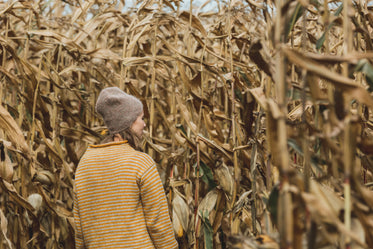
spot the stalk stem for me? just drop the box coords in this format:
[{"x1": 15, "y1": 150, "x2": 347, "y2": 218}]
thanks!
[
  {"x1": 342, "y1": 0, "x2": 353, "y2": 247},
  {"x1": 274, "y1": 0, "x2": 293, "y2": 248},
  {"x1": 194, "y1": 137, "x2": 200, "y2": 249},
  {"x1": 149, "y1": 20, "x2": 158, "y2": 158},
  {"x1": 227, "y1": 0, "x2": 239, "y2": 233}
]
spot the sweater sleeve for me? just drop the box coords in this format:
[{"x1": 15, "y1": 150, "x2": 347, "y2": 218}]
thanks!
[
  {"x1": 140, "y1": 164, "x2": 178, "y2": 249},
  {"x1": 73, "y1": 189, "x2": 84, "y2": 249}
]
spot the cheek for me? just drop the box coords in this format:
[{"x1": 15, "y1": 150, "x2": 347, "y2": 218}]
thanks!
[{"x1": 136, "y1": 120, "x2": 145, "y2": 130}]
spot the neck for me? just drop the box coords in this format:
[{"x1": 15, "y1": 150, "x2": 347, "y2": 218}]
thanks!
[{"x1": 113, "y1": 134, "x2": 123, "y2": 142}]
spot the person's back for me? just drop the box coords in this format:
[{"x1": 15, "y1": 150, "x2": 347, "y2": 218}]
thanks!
[{"x1": 73, "y1": 87, "x2": 178, "y2": 249}]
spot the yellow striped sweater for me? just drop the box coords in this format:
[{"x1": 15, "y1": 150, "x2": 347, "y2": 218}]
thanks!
[{"x1": 73, "y1": 141, "x2": 178, "y2": 249}]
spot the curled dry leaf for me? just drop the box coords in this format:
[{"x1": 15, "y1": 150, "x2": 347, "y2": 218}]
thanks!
[
  {"x1": 179, "y1": 11, "x2": 207, "y2": 37},
  {"x1": 215, "y1": 163, "x2": 234, "y2": 198},
  {"x1": 233, "y1": 190, "x2": 252, "y2": 214},
  {"x1": 176, "y1": 93, "x2": 198, "y2": 135},
  {"x1": 287, "y1": 102, "x2": 313, "y2": 122},
  {"x1": 198, "y1": 189, "x2": 218, "y2": 217},
  {"x1": 0, "y1": 105, "x2": 31, "y2": 159},
  {"x1": 33, "y1": 170, "x2": 56, "y2": 186},
  {"x1": 0, "y1": 209, "x2": 13, "y2": 249}
]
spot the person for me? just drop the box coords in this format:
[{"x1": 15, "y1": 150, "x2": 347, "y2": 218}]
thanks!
[{"x1": 73, "y1": 87, "x2": 178, "y2": 249}]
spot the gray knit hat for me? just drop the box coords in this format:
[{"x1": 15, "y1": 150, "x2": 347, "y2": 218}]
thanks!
[{"x1": 96, "y1": 87, "x2": 143, "y2": 134}]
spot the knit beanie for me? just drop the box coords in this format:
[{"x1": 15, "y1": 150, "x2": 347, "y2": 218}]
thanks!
[{"x1": 95, "y1": 87, "x2": 143, "y2": 135}]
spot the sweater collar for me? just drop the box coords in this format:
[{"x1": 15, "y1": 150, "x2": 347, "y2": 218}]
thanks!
[{"x1": 89, "y1": 140, "x2": 128, "y2": 148}]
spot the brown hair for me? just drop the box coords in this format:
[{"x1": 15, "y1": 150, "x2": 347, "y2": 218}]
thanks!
[{"x1": 100, "y1": 128, "x2": 143, "y2": 151}]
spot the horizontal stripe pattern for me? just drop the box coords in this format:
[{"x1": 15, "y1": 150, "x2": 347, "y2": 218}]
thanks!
[{"x1": 73, "y1": 141, "x2": 177, "y2": 249}]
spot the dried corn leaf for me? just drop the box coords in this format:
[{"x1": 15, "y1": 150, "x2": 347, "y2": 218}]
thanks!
[
  {"x1": 144, "y1": 137, "x2": 170, "y2": 155},
  {"x1": 0, "y1": 1, "x2": 17, "y2": 16},
  {"x1": 249, "y1": 87, "x2": 267, "y2": 111},
  {"x1": 86, "y1": 48, "x2": 122, "y2": 61},
  {"x1": 179, "y1": 11, "x2": 207, "y2": 37},
  {"x1": 59, "y1": 126, "x2": 99, "y2": 144},
  {"x1": 28, "y1": 30, "x2": 78, "y2": 48},
  {"x1": 197, "y1": 134, "x2": 232, "y2": 162},
  {"x1": 71, "y1": 0, "x2": 94, "y2": 24},
  {"x1": 74, "y1": 12, "x2": 117, "y2": 45},
  {"x1": 2, "y1": 0, "x2": 373, "y2": 248},
  {"x1": 0, "y1": 179, "x2": 36, "y2": 213},
  {"x1": 248, "y1": 39, "x2": 275, "y2": 79},
  {"x1": 37, "y1": 184, "x2": 73, "y2": 218},
  {"x1": 302, "y1": 181, "x2": 367, "y2": 248},
  {"x1": 283, "y1": 47, "x2": 373, "y2": 108}
]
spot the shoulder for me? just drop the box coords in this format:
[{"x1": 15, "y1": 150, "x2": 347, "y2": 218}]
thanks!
[{"x1": 130, "y1": 150, "x2": 155, "y2": 171}]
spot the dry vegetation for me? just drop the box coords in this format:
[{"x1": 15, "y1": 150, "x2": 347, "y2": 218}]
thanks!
[{"x1": 1, "y1": 0, "x2": 373, "y2": 248}]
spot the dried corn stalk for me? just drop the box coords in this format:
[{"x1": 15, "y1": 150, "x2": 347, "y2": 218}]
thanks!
[{"x1": 0, "y1": 1, "x2": 372, "y2": 249}]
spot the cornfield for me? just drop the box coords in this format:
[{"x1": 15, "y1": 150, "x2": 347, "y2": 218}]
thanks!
[{"x1": 1, "y1": 0, "x2": 373, "y2": 248}]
